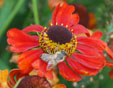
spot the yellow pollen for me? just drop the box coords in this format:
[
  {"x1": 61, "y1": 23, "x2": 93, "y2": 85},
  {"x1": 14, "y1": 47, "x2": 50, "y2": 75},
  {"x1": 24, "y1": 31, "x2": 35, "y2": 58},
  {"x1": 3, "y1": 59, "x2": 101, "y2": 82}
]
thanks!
[
  {"x1": 39, "y1": 29, "x2": 77, "y2": 55},
  {"x1": 66, "y1": 25, "x2": 68, "y2": 28},
  {"x1": 61, "y1": 23, "x2": 63, "y2": 26},
  {"x1": 50, "y1": 23, "x2": 53, "y2": 26},
  {"x1": 56, "y1": 22, "x2": 58, "y2": 25},
  {"x1": 74, "y1": 35, "x2": 77, "y2": 38},
  {"x1": 44, "y1": 27, "x2": 47, "y2": 29},
  {"x1": 71, "y1": 29, "x2": 74, "y2": 32},
  {"x1": 80, "y1": 70, "x2": 89, "y2": 75}
]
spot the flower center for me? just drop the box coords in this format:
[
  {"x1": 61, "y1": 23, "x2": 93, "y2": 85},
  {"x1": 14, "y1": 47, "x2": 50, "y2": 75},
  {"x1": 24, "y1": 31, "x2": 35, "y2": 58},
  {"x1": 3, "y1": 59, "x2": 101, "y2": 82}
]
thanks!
[
  {"x1": 17, "y1": 76, "x2": 51, "y2": 88},
  {"x1": 39, "y1": 26, "x2": 77, "y2": 55},
  {"x1": 47, "y1": 26, "x2": 72, "y2": 44}
]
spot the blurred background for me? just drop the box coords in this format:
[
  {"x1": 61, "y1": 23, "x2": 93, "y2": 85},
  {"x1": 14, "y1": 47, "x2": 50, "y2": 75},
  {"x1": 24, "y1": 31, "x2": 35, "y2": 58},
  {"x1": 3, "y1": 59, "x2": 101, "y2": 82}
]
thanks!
[{"x1": 0, "y1": 0, "x2": 113, "y2": 88}]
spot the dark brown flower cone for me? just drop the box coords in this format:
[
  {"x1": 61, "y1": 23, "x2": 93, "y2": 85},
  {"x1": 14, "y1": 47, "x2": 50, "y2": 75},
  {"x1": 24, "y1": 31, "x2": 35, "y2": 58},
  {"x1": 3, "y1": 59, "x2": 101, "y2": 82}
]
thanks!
[{"x1": 17, "y1": 75, "x2": 52, "y2": 88}]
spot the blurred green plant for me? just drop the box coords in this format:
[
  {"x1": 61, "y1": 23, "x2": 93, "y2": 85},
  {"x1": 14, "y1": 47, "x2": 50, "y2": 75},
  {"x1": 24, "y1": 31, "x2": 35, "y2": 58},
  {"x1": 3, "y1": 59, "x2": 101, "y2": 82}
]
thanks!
[
  {"x1": 0, "y1": 0, "x2": 113, "y2": 88},
  {"x1": 0, "y1": 0, "x2": 25, "y2": 39}
]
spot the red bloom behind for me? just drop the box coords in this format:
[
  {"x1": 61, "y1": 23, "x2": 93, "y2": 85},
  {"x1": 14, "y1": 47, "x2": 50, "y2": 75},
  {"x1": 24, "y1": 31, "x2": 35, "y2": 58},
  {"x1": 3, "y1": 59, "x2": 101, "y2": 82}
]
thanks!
[{"x1": 7, "y1": 3, "x2": 113, "y2": 81}]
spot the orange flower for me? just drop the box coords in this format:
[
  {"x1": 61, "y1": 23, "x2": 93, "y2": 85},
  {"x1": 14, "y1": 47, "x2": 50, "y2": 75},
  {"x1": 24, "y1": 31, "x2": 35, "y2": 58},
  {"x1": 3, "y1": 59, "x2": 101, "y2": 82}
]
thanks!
[
  {"x1": 53, "y1": 84, "x2": 66, "y2": 88},
  {"x1": 72, "y1": 3, "x2": 89, "y2": 28},
  {"x1": 72, "y1": 3, "x2": 97, "y2": 29},
  {"x1": 88, "y1": 13, "x2": 96, "y2": 29},
  {"x1": 48, "y1": 0, "x2": 66, "y2": 10},
  {"x1": 0, "y1": 69, "x2": 9, "y2": 88},
  {"x1": 0, "y1": 0, "x2": 4, "y2": 8}
]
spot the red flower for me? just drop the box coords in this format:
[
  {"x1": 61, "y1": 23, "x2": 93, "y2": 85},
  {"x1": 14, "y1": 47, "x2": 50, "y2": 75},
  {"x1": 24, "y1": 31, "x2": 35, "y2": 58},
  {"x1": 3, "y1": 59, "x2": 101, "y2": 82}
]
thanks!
[
  {"x1": 72, "y1": 3, "x2": 89, "y2": 28},
  {"x1": 72, "y1": 3, "x2": 97, "y2": 29},
  {"x1": 7, "y1": 69, "x2": 51, "y2": 88},
  {"x1": 105, "y1": 37, "x2": 113, "y2": 79},
  {"x1": 109, "y1": 69, "x2": 113, "y2": 80},
  {"x1": 7, "y1": 3, "x2": 113, "y2": 81}
]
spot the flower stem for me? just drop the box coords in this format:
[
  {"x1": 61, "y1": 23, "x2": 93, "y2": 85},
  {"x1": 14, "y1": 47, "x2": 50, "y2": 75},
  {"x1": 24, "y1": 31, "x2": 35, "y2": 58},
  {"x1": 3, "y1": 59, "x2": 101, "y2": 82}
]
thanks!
[
  {"x1": 14, "y1": 79, "x2": 22, "y2": 88},
  {"x1": 32, "y1": 0, "x2": 40, "y2": 25},
  {"x1": 0, "y1": 0, "x2": 25, "y2": 39}
]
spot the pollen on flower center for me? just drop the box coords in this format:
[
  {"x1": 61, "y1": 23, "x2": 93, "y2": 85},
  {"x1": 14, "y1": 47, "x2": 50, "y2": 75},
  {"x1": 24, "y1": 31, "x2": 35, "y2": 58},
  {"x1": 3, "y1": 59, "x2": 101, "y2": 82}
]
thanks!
[
  {"x1": 47, "y1": 26, "x2": 72, "y2": 44},
  {"x1": 39, "y1": 25, "x2": 77, "y2": 55}
]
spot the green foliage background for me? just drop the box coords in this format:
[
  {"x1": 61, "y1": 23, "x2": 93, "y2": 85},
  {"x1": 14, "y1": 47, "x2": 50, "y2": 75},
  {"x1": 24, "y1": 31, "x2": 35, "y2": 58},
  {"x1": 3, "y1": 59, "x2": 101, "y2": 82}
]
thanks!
[{"x1": 0, "y1": 0, "x2": 113, "y2": 88}]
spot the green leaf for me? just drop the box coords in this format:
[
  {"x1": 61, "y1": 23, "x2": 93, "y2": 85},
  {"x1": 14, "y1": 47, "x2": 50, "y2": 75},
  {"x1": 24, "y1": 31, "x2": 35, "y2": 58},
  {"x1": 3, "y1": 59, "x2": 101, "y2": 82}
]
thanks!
[
  {"x1": 0, "y1": 0, "x2": 25, "y2": 39},
  {"x1": 0, "y1": 50, "x2": 11, "y2": 70}
]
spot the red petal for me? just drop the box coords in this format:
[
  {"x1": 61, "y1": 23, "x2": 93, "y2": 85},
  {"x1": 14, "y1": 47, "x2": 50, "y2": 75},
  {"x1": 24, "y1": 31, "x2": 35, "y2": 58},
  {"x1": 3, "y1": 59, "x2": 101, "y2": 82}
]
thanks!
[
  {"x1": 77, "y1": 37, "x2": 106, "y2": 51},
  {"x1": 70, "y1": 24, "x2": 90, "y2": 36},
  {"x1": 77, "y1": 37, "x2": 113, "y2": 60},
  {"x1": 91, "y1": 31, "x2": 103, "y2": 39},
  {"x1": 69, "y1": 13, "x2": 79, "y2": 27},
  {"x1": 109, "y1": 69, "x2": 113, "y2": 79},
  {"x1": 104, "y1": 46, "x2": 113, "y2": 60},
  {"x1": 52, "y1": 4, "x2": 61, "y2": 25},
  {"x1": 55, "y1": 3, "x2": 68, "y2": 25},
  {"x1": 32, "y1": 59, "x2": 40, "y2": 70},
  {"x1": 32, "y1": 59, "x2": 53, "y2": 80},
  {"x1": 76, "y1": 44, "x2": 101, "y2": 56},
  {"x1": 8, "y1": 69, "x2": 26, "y2": 88},
  {"x1": 7, "y1": 28, "x2": 39, "y2": 53},
  {"x1": 18, "y1": 49, "x2": 43, "y2": 74},
  {"x1": 22, "y1": 25, "x2": 44, "y2": 33},
  {"x1": 66, "y1": 57, "x2": 98, "y2": 76},
  {"x1": 8, "y1": 69, "x2": 27, "y2": 87},
  {"x1": 52, "y1": 3, "x2": 79, "y2": 27},
  {"x1": 56, "y1": 4, "x2": 75, "y2": 26},
  {"x1": 106, "y1": 61, "x2": 113, "y2": 68},
  {"x1": 72, "y1": 53, "x2": 105, "y2": 69},
  {"x1": 58, "y1": 62, "x2": 82, "y2": 81}
]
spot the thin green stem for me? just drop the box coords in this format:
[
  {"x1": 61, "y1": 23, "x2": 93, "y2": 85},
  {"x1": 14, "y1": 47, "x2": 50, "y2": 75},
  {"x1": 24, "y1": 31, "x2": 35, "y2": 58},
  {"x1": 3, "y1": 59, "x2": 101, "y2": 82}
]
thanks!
[
  {"x1": 14, "y1": 79, "x2": 22, "y2": 88},
  {"x1": 0, "y1": 0, "x2": 25, "y2": 39},
  {"x1": 32, "y1": 0, "x2": 40, "y2": 24}
]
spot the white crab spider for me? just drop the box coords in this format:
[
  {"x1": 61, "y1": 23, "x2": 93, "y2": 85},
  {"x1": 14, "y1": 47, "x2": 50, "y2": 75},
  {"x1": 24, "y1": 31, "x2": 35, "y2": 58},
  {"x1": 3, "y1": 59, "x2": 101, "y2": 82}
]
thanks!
[{"x1": 40, "y1": 46, "x2": 67, "y2": 71}]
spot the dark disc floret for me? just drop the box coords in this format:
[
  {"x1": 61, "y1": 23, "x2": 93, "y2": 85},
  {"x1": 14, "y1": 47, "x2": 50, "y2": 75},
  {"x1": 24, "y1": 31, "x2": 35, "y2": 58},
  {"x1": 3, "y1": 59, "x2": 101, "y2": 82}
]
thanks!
[
  {"x1": 17, "y1": 76, "x2": 51, "y2": 88},
  {"x1": 47, "y1": 26, "x2": 72, "y2": 44}
]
